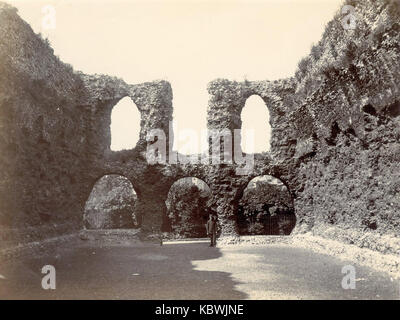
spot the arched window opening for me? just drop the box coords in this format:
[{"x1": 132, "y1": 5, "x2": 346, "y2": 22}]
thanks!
[
  {"x1": 110, "y1": 97, "x2": 141, "y2": 151},
  {"x1": 84, "y1": 174, "x2": 138, "y2": 229},
  {"x1": 237, "y1": 175, "x2": 295, "y2": 235},
  {"x1": 240, "y1": 95, "x2": 271, "y2": 153},
  {"x1": 165, "y1": 177, "x2": 212, "y2": 238}
]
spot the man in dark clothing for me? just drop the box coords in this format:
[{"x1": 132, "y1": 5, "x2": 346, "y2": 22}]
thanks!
[{"x1": 206, "y1": 214, "x2": 218, "y2": 247}]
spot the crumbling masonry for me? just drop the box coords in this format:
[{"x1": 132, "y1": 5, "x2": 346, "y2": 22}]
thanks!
[{"x1": 0, "y1": 0, "x2": 399, "y2": 254}]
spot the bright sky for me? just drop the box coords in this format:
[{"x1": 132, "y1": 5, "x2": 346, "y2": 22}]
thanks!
[{"x1": 9, "y1": 0, "x2": 343, "y2": 152}]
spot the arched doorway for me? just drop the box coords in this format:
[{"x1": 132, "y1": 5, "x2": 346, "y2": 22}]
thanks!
[
  {"x1": 84, "y1": 174, "x2": 138, "y2": 229},
  {"x1": 110, "y1": 97, "x2": 141, "y2": 151},
  {"x1": 165, "y1": 177, "x2": 212, "y2": 238},
  {"x1": 241, "y1": 95, "x2": 271, "y2": 153},
  {"x1": 237, "y1": 175, "x2": 295, "y2": 235}
]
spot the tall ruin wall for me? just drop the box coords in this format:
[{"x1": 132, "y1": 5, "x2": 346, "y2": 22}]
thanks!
[
  {"x1": 0, "y1": 3, "x2": 90, "y2": 245},
  {"x1": 290, "y1": 0, "x2": 400, "y2": 252},
  {"x1": 0, "y1": 0, "x2": 399, "y2": 253}
]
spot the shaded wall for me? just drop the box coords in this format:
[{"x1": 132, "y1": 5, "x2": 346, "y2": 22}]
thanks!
[{"x1": 0, "y1": 3, "x2": 90, "y2": 246}]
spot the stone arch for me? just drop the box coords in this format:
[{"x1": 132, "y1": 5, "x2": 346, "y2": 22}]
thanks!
[
  {"x1": 233, "y1": 174, "x2": 296, "y2": 235},
  {"x1": 164, "y1": 177, "x2": 212, "y2": 237},
  {"x1": 234, "y1": 171, "x2": 295, "y2": 205},
  {"x1": 110, "y1": 96, "x2": 141, "y2": 151},
  {"x1": 83, "y1": 174, "x2": 139, "y2": 229},
  {"x1": 240, "y1": 94, "x2": 271, "y2": 154},
  {"x1": 85, "y1": 171, "x2": 143, "y2": 202}
]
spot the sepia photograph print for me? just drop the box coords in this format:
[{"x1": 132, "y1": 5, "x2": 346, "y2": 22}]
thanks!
[{"x1": 0, "y1": 0, "x2": 399, "y2": 309}]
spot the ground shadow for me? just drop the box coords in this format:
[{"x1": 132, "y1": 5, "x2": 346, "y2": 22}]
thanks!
[{"x1": 0, "y1": 242, "x2": 247, "y2": 299}]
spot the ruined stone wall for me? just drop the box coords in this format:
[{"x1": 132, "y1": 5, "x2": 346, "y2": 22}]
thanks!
[
  {"x1": 290, "y1": 0, "x2": 400, "y2": 251},
  {"x1": 0, "y1": 3, "x2": 90, "y2": 246},
  {"x1": 0, "y1": 0, "x2": 399, "y2": 253},
  {"x1": 82, "y1": 78, "x2": 174, "y2": 233},
  {"x1": 204, "y1": 79, "x2": 298, "y2": 234},
  {"x1": 0, "y1": 3, "x2": 176, "y2": 242},
  {"x1": 202, "y1": 0, "x2": 400, "y2": 247}
]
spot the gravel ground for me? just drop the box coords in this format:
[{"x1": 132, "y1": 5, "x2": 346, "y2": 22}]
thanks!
[{"x1": 217, "y1": 234, "x2": 400, "y2": 280}]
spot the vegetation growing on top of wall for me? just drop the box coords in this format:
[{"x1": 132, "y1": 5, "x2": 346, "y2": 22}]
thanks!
[
  {"x1": 294, "y1": 0, "x2": 400, "y2": 112},
  {"x1": 0, "y1": 4, "x2": 84, "y2": 106}
]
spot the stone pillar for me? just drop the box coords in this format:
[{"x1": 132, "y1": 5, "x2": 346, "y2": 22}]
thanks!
[
  {"x1": 137, "y1": 195, "x2": 166, "y2": 234},
  {"x1": 207, "y1": 80, "x2": 249, "y2": 155},
  {"x1": 130, "y1": 80, "x2": 173, "y2": 154},
  {"x1": 207, "y1": 165, "x2": 240, "y2": 236},
  {"x1": 207, "y1": 80, "x2": 254, "y2": 237}
]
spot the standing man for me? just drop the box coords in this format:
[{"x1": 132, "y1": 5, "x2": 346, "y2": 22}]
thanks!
[{"x1": 206, "y1": 214, "x2": 218, "y2": 247}]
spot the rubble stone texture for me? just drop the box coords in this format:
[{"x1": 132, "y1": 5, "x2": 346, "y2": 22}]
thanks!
[{"x1": 0, "y1": 0, "x2": 399, "y2": 254}]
